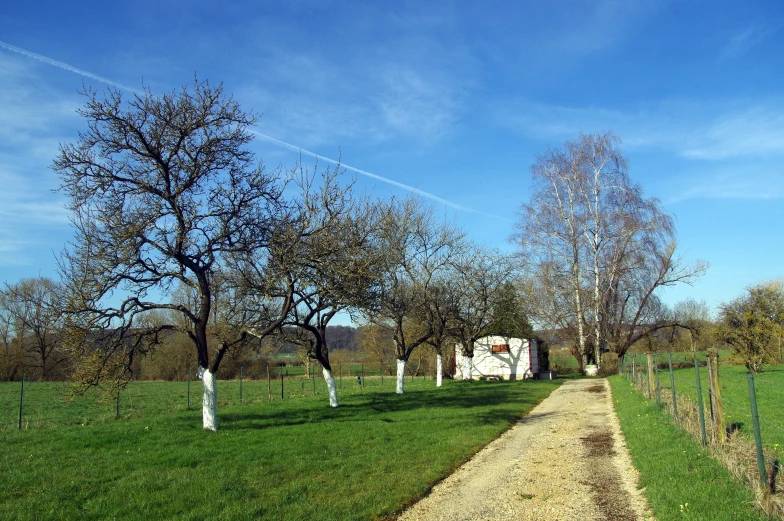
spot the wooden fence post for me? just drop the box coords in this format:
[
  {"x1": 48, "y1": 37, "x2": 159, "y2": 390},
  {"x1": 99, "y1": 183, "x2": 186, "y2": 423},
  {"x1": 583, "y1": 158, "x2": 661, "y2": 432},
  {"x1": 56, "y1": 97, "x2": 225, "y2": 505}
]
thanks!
[
  {"x1": 706, "y1": 348, "x2": 725, "y2": 442},
  {"x1": 647, "y1": 354, "x2": 655, "y2": 399}
]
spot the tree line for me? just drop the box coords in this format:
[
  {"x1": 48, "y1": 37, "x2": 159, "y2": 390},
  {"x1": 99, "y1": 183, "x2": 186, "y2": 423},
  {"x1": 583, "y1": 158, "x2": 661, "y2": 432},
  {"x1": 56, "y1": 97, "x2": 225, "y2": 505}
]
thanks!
[{"x1": 6, "y1": 78, "x2": 770, "y2": 431}]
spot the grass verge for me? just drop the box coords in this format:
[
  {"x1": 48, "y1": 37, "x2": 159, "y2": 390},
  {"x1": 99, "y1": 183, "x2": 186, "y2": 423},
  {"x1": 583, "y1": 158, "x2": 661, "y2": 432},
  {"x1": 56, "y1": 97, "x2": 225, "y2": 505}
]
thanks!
[
  {"x1": 608, "y1": 375, "x2": 771, "y2": 521},
  {"x1": 0, "y1": 378, "x2": 559, "y2": 521}
]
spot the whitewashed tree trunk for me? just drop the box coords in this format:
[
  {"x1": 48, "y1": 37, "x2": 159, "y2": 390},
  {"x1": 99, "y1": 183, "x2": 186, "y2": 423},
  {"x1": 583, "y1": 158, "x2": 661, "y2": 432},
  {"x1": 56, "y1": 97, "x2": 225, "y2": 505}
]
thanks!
[
  {"x1": 463, "y1": 355, "x2": 473, "y2": 381},
  {"x1": 436, "y1": 354, "x2": 443, "y2": 387},
  {"x1": 396, "y1": 358, "x2": 406, "y2": 394},
  {"x1": 199, "y1": 367, "x2": 218, "y2": 432},
  {"x1": 323, "y1": 367, "x2": 339, "y2": 408}
]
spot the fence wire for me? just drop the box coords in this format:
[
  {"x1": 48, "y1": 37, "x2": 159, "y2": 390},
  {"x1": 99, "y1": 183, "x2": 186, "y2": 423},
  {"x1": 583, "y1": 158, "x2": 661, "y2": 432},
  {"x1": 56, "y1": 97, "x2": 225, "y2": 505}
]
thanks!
[
  {"x1": 1, "y1": 365, "x2": 434, "y2": 431},
  {"x1": 622, "y1": 351, "x2": 784, "y2": 517}
]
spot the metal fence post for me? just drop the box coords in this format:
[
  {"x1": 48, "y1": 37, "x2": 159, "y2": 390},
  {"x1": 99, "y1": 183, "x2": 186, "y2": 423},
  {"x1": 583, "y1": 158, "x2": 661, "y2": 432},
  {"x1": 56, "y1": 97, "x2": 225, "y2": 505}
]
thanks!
[
  {"x1": 646, "y1": 354, "x2": 653, "y2": 399},
  {"x1": 312, "y1": 365, "x2": 316, "y2": 394},
  {"x1": 654, "y1": 354, "x2": 662, "y2": 406},
  {"x1": 747, "y1": 373, "x2": 768, "y2": 487},
  {"x1": 18, "y1": 374, "x2": 25, "y2": 430},
  {"x1": 668, "y1": 353, "x2": 678, "y2": 419},
  {"x1": 116, "y1": 389, "x2": 121, "y2": 418},
  {"x1": 281, "y1": 372, "x2": 284, "y2": 400},
  {"x1": 694, "y1": 354, "x2": 708, "y2": 446},
  {"x1": 187, "y1": 368, "x2": 191, "y2": 409},
  {"x1": 706, "y1": 348, "x2": 725, "y2": 442},
  {"x1": 240, "y1": 366, "x2": 244, "y2": 404}
]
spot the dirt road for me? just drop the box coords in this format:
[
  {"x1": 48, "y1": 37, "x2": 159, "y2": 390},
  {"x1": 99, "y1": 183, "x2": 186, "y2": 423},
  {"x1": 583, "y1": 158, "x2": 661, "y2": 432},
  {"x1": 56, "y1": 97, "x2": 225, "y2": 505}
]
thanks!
[{"x1": 397, "y1": 378, "x2": 654, "y2": 521}]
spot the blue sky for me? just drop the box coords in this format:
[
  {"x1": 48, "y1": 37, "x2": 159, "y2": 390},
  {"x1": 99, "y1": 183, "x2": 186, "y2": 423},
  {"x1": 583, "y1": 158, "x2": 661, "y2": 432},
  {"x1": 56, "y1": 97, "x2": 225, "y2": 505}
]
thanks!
[{"x1": 0, "y1": 0, "x2": 782, "y2": 319}]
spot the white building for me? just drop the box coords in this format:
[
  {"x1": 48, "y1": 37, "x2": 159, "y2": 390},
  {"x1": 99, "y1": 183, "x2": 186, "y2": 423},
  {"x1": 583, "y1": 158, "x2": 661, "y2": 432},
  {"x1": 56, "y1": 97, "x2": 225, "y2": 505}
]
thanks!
[{"x1": 454, "y1": 335, "x2": 539, "y2": 381}]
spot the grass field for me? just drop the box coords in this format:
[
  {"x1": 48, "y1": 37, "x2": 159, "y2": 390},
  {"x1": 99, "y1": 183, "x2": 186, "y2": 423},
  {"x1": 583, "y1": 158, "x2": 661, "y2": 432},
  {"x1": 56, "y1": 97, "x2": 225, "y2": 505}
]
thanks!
[
  {"x1": 0, "y1": 378, "x2": 560, "y2": 520},
  {"x1": 626, "y1": 356, "x2": 784, "y2": 453},
  {"x1": 609, "y1": 375, "x2": 769, "y2": 521},
  {"x1": 0, "y1": 370, "x2": 423, "y2": 430}
]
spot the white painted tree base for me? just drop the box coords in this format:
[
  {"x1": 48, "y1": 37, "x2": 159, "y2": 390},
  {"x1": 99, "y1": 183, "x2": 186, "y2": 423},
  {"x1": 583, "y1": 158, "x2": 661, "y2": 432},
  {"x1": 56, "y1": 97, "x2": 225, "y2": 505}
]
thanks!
[
  {"x1": 436, "y1": 354, "x2": 443, "y2": 387},
  {"x1": 463, "y1": 355, "x2": 473, "y2": 381},
  {"x1": 396, "y1": 359, "x2": 406, "y2": 394},
  {"x1": 199, "y1": 367, "x2": 218, "y2": 431},
  {"x1": 323, "y1": 367, "x2": 339, "y2": 407}
]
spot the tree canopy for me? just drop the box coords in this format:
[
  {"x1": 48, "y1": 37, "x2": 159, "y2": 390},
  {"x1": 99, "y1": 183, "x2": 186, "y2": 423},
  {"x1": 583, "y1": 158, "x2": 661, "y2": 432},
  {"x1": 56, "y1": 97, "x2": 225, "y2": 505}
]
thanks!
[
  {"x1": 513, "y1": 131, "x2": 706, "y2": 371},
  {"x1": 54, "y1": 79, "x2": 289, "y2": 430}
]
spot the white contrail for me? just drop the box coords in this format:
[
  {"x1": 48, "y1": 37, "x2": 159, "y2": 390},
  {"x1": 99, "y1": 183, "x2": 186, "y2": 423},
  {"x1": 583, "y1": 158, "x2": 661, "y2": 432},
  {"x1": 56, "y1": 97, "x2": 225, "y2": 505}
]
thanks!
[
  {"x1": 251, "y1": 130, "x2": 508, "y2": 220},
  {"x1": 1, "y1": 40, "x2": 507, "y2": 220},
  {"x1": 0, "y1": 40, "x2": 136, "y2": 92}
]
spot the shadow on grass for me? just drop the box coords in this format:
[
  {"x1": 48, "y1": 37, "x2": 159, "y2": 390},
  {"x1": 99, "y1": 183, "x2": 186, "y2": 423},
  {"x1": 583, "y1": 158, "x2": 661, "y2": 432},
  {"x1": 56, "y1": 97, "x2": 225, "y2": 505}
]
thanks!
[{"x1": 183, "y1": 380, "x2": 560, "y2": 431}]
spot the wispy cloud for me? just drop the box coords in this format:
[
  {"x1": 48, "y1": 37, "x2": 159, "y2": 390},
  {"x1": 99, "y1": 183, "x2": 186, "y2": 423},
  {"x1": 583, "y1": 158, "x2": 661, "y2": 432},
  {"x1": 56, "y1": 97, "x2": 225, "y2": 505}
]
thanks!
[
  {"x1": 0, "y1": 41, "x2": 498, "y2": 218},
  {"x1": 251, "y1": 130, "x2": 507, "y2": 219},
  {"x1": 664, "y1": 166, "x2": 784, "y2": 204},
  {"x1": 495, "y1": 96, "x2": 784, "y2": 204},
  {"x1": 0, "y1": 40, "x2": 137, "y2": 92},
  {"x1": 237, "y1": 47, "x2": 467, "y2": 148},
  {"x1": 681, "y1": 107, "x2": 784, "y2": 160},
  {"x1": 373, "y1": 65, "x2": 463, "y2": 143},
  {"x1": 547, "y1": 0, "x2": 662, "y2": 57},
  {"x1": 495, "y1": 97, "x2": 784, "y2": 160},
  {"x1": 719, "y1": 22, "x2": 782, "y2": 60}
]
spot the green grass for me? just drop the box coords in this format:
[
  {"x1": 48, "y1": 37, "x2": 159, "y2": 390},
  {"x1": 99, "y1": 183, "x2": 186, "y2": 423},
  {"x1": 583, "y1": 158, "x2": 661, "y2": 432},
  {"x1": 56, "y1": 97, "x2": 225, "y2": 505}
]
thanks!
[
  {"x1": 0, "y1": 378, "x2": 560, "y2": 520},
  {"x1": 626, "y1": 350, "x2": 734, "y2": 365},
  {"x1": 0, "y1": 371, "x2": 423, "y2": 430},
  {"x1": 549, "y1": 354, "x2": 581, "y2": 372},
  {"x1": 609, "y1": 375, "x2": 770, "y2": 521},
  {"x1": 628, "y1": 358, "x2": 784, "y2": 452}
]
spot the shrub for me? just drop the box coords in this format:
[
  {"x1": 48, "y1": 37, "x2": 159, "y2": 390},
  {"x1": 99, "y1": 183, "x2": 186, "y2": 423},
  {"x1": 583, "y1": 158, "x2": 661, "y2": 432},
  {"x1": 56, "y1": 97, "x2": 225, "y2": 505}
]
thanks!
[{"x1": 600, "y1": 352, "x2": 619, "y2": 376}]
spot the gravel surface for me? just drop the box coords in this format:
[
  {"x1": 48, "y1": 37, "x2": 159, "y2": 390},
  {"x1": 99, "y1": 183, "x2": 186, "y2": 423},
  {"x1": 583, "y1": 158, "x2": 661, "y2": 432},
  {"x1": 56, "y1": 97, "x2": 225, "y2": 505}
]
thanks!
[{"x1": 397, "y1": 378, "x2": 655, "y2": 521}]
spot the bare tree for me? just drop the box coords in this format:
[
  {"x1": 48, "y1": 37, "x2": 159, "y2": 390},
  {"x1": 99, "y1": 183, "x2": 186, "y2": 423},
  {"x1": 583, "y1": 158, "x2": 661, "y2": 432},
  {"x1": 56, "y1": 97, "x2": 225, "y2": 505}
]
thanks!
[
  {"x1": 370, "y1": 197, "x2": 464, "y2": 393},
  {"x1": 0, "y1": 278, "x2": 66, "y2": 380},
  {"x1": 514, "y1": 132, "x2": 706, "y2": 372},
  {"x1": 267, "y1": 165, "x2": 383, "y2": 407},
  {"x1": 421, "y1": 277, "x2": 461, "y2": 387},
  {"x1": 356, "y1": 322, "x2": 396, "y2": 375},
  {"x1": 450, "y1": 245, "x2": 516, "y2": 380},
  {"x1": 0, "y1": 295, "x2": 25, "y2": 380},
  {"x1": 513, "y1": 139, "x2": 591, "y2": 368},
  {"x1": 54, "y1": 79, "x2": 288, "y2": 431}
]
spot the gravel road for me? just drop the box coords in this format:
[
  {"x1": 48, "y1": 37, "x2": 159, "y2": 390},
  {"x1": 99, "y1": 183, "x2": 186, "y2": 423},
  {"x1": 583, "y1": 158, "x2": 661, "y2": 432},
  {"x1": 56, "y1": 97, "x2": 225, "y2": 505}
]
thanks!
[{"x1": 397, "y1": 378, "x2": 655, "y2": 521}]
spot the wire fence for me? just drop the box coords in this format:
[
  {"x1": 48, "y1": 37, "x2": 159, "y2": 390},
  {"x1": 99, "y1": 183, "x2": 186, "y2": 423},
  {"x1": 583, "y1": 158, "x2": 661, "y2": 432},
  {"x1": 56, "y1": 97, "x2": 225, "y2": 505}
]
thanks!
[
  {"x1": 622, "y1": 351, "x2": 784, "y2": 517},
  {"x1": 0, "y1": 363, "x2": 434, "y2": 431}
]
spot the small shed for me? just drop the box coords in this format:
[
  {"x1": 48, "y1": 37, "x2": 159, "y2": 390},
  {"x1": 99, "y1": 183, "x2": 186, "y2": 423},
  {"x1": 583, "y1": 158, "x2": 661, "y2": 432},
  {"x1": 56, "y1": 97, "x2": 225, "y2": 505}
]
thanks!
[{"x1": 454, "y1": 335, "x2": 539, "y2": 381}]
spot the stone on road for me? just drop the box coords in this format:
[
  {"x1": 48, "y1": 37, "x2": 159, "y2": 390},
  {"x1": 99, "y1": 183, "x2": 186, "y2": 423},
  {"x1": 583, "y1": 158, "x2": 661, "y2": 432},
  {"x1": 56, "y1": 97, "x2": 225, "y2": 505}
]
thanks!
[{"x1": 397, "y1": 378, "x2": 654, "y2": 521}]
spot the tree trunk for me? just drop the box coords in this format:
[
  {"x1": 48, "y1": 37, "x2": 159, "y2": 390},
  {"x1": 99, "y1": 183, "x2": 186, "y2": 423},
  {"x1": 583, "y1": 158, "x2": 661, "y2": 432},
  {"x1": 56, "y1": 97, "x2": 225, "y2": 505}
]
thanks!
[
  {"x1": 436, "y1": 354, "x2": 443, "y2": 387},
  {"x1": 464, "y1": 355, "x2": 473, "y2": 381},
  {"x1": 396, "y1": 358, "x2": 406, "y2": 394},
  {"x1": 199, "y1": 367, "x2": 218, "y2": 431},
  {"x1": 322, "y1": 367, "x2": 339, "y2": 408}
]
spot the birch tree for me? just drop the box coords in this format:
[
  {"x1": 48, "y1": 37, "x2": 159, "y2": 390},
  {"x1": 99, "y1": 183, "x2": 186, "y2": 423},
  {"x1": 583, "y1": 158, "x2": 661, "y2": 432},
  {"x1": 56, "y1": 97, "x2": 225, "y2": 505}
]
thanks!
[
  {"x1": 55, "y1": 79, "x2": 287, "y2": 431},
  {"x1": 513, "y1": 141, "x2": 591, "y2": 369},
  {"x1": 514, "y1": 132, "x2": 705, "y2": 372}
]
